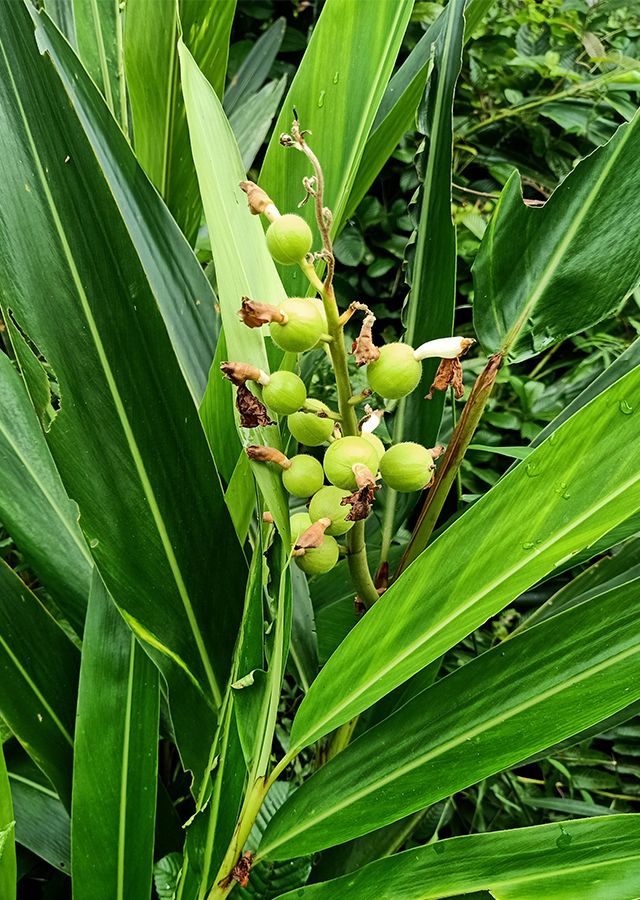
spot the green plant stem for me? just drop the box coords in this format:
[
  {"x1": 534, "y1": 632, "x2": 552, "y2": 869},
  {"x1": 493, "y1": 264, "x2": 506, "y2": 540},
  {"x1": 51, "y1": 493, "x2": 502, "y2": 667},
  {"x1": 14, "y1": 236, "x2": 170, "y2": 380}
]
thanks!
[{"x1": 395, "y1": 353, "x2": 503, "y2": 576}]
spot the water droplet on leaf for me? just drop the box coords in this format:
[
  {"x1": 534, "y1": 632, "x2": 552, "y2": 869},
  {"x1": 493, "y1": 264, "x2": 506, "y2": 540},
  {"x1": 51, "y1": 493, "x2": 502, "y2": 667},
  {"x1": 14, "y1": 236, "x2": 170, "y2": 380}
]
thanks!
[
  {"x1": 333, "y1": 72, "x2": 339, "y2": 83},
  {"x1": 556, "y1": 826, "x2": 572, "y2": 850},
  {"x1": 523, "y1": 542, "x2": 535, "y2": 550},
  {"x1": 526, "y1": 462, "x2": 541, "y2": 477},
  {"x1": 90, "y1": 538, "x2": 99, "y2": 548},
  {"x1": 317, "y1": 91, "x2": 325, "y2": 107},
  {"x1": 619, "y1": 400, "x2": 634, "y2": 415}
]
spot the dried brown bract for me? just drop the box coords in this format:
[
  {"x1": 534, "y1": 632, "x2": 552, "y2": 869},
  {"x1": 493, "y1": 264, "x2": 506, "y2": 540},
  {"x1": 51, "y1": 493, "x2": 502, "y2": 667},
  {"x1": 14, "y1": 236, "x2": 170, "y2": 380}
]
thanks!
[
  {"x1": 236, "y1": 385, "x2": 275, "y2": 428},
  {"x1": 238, "y1": 297, "x2": 287, "y2": 329},
  {"x1": 294, "y1": 518, "x2": 331, "y2": 550},
  {"x1": 246, "y1": 445, "x2": 289, "y2": 467},
  {"x1": 231, "y1": 851, "x2": 254, "y2": 888},
  {"x1": 352, "y1": 314, "x2": 380, "y2": 367},
  {"x1": 426, "y1": 357, "x2": 464, "y2": 400},
  {"x1": 341, "y1": 483, "x2": 380, "y2": 522},
  {"x1": 239, "y1": 181, "x2": 274, "y2": 216},
  {"x1": 429, "y1": 445, "x2": 445, "y2": 460},
  {"x1": 221, "y1": 361, "x2": 263, "y2": 386}
]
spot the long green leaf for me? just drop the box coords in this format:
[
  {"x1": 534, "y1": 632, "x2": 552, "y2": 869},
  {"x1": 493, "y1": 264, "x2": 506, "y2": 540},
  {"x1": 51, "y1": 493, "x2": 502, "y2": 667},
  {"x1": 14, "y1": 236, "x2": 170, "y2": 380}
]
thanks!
[
  {"x1": 270, "y1": 815, "x2": 640, "y2": 900},
  {"x1": 72, "y1": 570, "x2": 159, "y2": 899},
  {"x1": 0, "y1": 350, "x2": 92, "y2": 634},
  {"x1": 473, "y1": 110, "x2": 640, "y2": 363},
  {"x1": 260, "y1": 576, "x2": 640, "y2": 857},
  {"x1": 32, "y1": 7, "x2": 219, "y2": 405},
  {"x1": 258, "y1": 0, "x2": 414, "y2": 298},
  {"x1": 124, "y1": 0, "x2": 235, "y2": 244},
  {"x1": 0, "y1": 2, "x2": 245, "y2": 787},
  {"x1": 288, "y1": 356, "x2": 640, "y2": 752},
  {"x1": 0, "y1": 560, "x2": 78, "y2": 809},
  {"x1": 73, "y1": 0, "x2": 127, "y2": 128},
  {"x1": 0, "y1": 744, "x2": 16, "y2": 900},
  {"x1": 223, "y1": 17, "x2": 286, "y2": 117}
]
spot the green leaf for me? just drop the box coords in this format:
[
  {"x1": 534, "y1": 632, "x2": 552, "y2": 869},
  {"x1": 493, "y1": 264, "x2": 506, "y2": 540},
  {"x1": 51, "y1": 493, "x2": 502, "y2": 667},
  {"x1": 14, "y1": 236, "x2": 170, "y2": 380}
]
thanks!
[
  {"x1": 0, "y1": 745, "x2": 16, "y2": 900},
  {"x1": 223, "y1": 17, "x2": 286, "y2": 117},
  {"x1": 41, "y1": 0, "x2": 77, "y2": 50},
  {"x1": 288, "y1": 357, "x2": 640, "y2": 752},
  {"x1": 468, "y1": 444, "x2": 532, "y2": 458},
  {"x1": 71, "y1": 570, "x2": 159, "y2": 898},
  {"x1": 124, "y1": 0, "x2": 236, "y2": 244},
  {"x1": 73, "y1": 0, "x2": 127, "y2": 129},
  {"x1": 473, "y1": 110, "x2": 640, "y2": 363},
  {"x1": 5, "y1": 742, "x2": 71, "y2": 874},
  {"x1": 32, "y1": 7, "x2": 219, "y2": 405},
  {"x1": 258, "y1": 0, "x2": 414, "y2": 298},
  {"x1": 269, "y1": 815, "x2": 640, "y2": 900},
  {"x1": 0, "y1": 350, "x2": 92, "y2": 635},
  {"x1": 0, "y1": 560, "x2": 79, "y2": 808},
  {"x1": 0, "y1": 2, "x2": 245, "y2": 787},
  {"x1": 287, "y1": 564, "x2": 318, "y2": 693},
  {"x1": 230, "y1": 75, "x2": 288, "y2": 171},
  {"x1": 260, "y1": 576, "x2": 640, "y2": 857}
]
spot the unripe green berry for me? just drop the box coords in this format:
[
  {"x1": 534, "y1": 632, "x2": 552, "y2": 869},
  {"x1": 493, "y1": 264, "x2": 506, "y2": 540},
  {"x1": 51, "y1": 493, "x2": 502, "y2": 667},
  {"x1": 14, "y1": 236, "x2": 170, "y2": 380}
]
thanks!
[
  {"x1": 288, "y1": 399, "x2": 334, "y2": 446},
  {"x1": 262, "y1": 370, "x2": 306, "y2": 415},
  {"x1": 289, "y1": 512, "x2": 312, "y2": 544},
  {"x1": 323, "y1": 436, "x2": 380, "y2": 491},
  {"x1": 270, "y1": 298, "x2": 324, "y2": 353},
  {"x1": 295, "y1": 534, "x2": 339, "y2": 575},
  {"x1": 282, "y1": 455, "x2": 325, "y2": 498},
  {"x1": 266, "y1": 214, "x2": 313, "y2": 265},
  {"x1": 379, "y1": 442, "x2": 435, "y2": 492},
  {"x1": 367, "y1": 343, "x2": 422, "y2": 399},
  {"x1": 309, "y1": 486, "x2": 354, "y2": 536},
  {"x1": 360, "y1": 431, "x2": 385, "y2": 463}
]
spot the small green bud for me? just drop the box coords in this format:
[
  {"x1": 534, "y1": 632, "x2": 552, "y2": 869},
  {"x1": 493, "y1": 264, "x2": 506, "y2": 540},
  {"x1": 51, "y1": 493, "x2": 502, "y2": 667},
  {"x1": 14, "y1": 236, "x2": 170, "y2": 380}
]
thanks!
[
  {"x1": 360, "y1": 431, "x2": 385, "y2": 463},
  {"x1": 269, "y1": 298, "x2": 324, "y2": 353},
  {"x1": 367, "y1": 343, "x2": 422, "y2": 399},
  {"x1": 282, "y1": 454, "x2": 325, "y2": 498},
  {"x1": 288, "y1": 399, "x2": 335, "y2": 446},
  {"x1": 294, "y1": 534, "x2": 339, "y2": 574},
  {"x1": 379, "y1": 442, "x2": 435, "y2": 492},
  {"x1": 262, "y1": 370, "x2": 307, "y2": 415},
  {"x1": 323, "y1": 436, "x2": 380, "y2": 491},
  {"x1": 266, "y1": 214, "x2": 313, "y2": 265},
  {"x1": 309, "y1": 486, "x2": 354, "y2": 536}
]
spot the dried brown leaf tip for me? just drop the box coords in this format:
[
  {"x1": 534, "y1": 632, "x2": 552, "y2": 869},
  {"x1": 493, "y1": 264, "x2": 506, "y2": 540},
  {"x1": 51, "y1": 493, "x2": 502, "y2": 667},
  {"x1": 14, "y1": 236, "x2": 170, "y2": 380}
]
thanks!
[
  {"x1": 236, "y1": 385, "x2": 275, "y2": 428},
  {"x1": 239, "y1": 181, "x2": 275, "y2": 216},
  {"x1": 221, "y1": 361, "x2": 263, "y2": 386},
  {"x1": 294, "y1": 518, "x2": 331, "y2": 550},
  {"x1": 238, "y1": 297, "x2": 287, "y2": 329},
  {"x1": 352, "y1": 314, "x2": 380, "y2": 367},
  {"x1": 341, "y1": 483, "x2": 380, "y2": 522},
  {"x1": 231, "y1": 851, "x2": 254, "y2": 888}
]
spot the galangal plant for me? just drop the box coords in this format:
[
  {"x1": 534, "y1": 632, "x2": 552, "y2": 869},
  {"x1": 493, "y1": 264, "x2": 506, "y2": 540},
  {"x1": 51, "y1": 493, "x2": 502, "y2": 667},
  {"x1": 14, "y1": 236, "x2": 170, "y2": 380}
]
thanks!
[{"x1": 2, "y1": 1, "x2": 640, "y2": 899}]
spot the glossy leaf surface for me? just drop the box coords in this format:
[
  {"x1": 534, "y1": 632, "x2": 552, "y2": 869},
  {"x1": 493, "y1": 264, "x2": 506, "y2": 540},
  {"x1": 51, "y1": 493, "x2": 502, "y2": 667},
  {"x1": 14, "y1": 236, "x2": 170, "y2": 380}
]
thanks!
[
  {"x1": 73, "y1": 0, "x2": 127, "y2": 127},
  {"x1": 0, "y1": 746, "x2": 16, "y2": 900},
  {"x1": 261, "y1": 576, "x2": 640, "y2": 857},
  {"x1": 125, "y1": 0, "x2": 235, "y2": 244},
  {"x1": 259, "y1": 0, "x2": 414, "y2": 298},
  {"x1": 32, "y1": 7, "x2": 219, "y2": 405},
  {"x1": 72, "y1": 570, "x2": 159, "y2": 899},
  {"x1": 271, "y1": 815, "x2": 640, "y2": 900},
  {"x1": 0, "y1": 561, "x2": 78, "y2": 808},
  {"x1": 473, "y1": 110, "x2": 640, "y2": 363},
  {"x1": 289, "y1": 358, "x2": 640, "y2": 751},
  {"x1": 0, "y1": 2, "x2": 245, "y2": 785},
  {"x1": 0, "y1": 350, "x2": 92, "y2": 634}
]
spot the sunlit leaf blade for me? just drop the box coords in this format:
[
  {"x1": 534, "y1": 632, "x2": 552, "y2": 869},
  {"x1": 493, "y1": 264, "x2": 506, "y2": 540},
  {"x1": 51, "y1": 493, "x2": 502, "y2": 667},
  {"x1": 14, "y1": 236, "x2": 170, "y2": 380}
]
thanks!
[
  {"x1": 179, "y1": 39, "x2": 291, "y2": 536},
  {"x1": 0, "y1": 744, "x2": 16, "y2": 900},
  {"x1": 0, "y1": 561, "x2": 78, "y2": 809},
  {"x1": 124, "y1": 0, "x2": 235, "y2": 244},
  {"x1": 32, "y1": 7, "x2": 219, "y2": 405},
  {"x1": 473, "y1": 110, "x2": 640, "y2": 363},
  {"x1": 5, "y1": 743, "x2": 71, "y2": 874},
  {"x1": 41, "y1": 0, "x2": 77, "y2": 50},
  {"x1": 270, "y1": 816, "x2": 640, "y2": 900},
  {"x1": 258, "y1": 0, "x2": 414, "y2": 298},
  {"x1": 261, "y1": 576, "x2": 640, "y2": 857},
  {"x1": 230, "y1": 74, "x2": 288, "y2": 171},
  {"x1": 288, "y1": 359, "x2": 640, "y2": 751},
  {"x1": 0, "y1": 2, "x2": 245, "y2": 786},
  {"x1": 73, "y1": 0, "x2": 126, "y2": 129},
  {"x1": 223, "y1": 17, "x2": 286, "y2": 117},
  {"x1": 71, "y1": 570, "x2": 159, "y2": 898},
  {"x1": 0, "y1": 350, "x2": 92, "y2": 635}
]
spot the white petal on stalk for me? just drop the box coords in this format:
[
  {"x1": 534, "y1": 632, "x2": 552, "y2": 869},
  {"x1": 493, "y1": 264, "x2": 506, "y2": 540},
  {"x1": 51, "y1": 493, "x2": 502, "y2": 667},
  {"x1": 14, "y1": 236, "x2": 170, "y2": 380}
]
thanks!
[
  {"x1": 256, "y1": 370, "x2": 271, "y2": 386},
  {"x1": 413, "y1": 337, "x2": 473, "y2": 360},
  {"x1": 361, "y1": 407, "x2": 385, "y2": 433}
]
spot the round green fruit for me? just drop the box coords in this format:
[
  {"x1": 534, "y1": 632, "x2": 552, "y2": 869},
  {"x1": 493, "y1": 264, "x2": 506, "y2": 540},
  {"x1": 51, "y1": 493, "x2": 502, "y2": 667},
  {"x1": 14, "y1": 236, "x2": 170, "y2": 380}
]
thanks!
[
  {"x1": 295, "y1": 534, "x2": 339, "y2": 575},
  {"x1": 269, "y1": 298, "x2": 324, "y2": 353},
  {"x1": 289, "y1": 512, "x2": 312, "y2": 544},
  {"x1": 367, "y1": 343, "x2": 422, "y2": 399},
  {"x1": 379, "y1": 442, "x2": 435, "y2": 492},
  {"x1": 323, "y1": 436, "x2": 380, "y2": 491},
  {"x1": 288, "y1": 399, "x2": 334, "y2": 446},
  {"x1": 360, "y1": 431, "x2": 385, "y2": 464},
  {"x1": 309, "y1": 486, "x2": 354, "y2": 536},
  {"x1": 282, "y1": 455, "x2": 324, "y2": 498},
  {"x1": 262, "y1": 370, "x2": 306, "y2": 415},
  {"x1": 266, "y1": 214, "x2": 313, "y2": 266}
]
